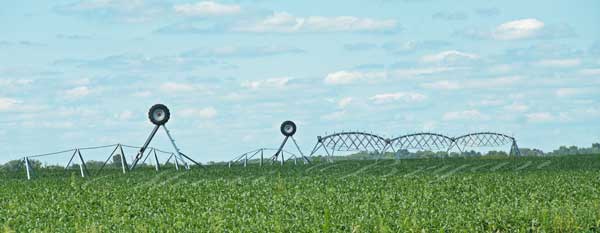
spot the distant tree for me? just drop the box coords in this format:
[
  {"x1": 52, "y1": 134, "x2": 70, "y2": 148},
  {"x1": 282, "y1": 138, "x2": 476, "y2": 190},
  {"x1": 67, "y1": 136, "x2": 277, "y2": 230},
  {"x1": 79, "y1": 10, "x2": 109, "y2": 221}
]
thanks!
[
  {"x1": 2, "y1": 159, "x2": 42, "y2": 172},
  {"x1": 112, "y1": 154, "x2": 123, "y2": 167}
]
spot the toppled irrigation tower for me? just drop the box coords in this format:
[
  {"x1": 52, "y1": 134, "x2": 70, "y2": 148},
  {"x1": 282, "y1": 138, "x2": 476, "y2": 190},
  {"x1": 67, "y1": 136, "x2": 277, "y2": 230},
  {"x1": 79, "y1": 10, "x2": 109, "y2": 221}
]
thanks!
[
  {"x1": 20, "y1": 104, "x2": 203, "y2": 180},
  {"x1": 21, "y1": 143, "x2": 182, "y2": 180},
  {"x1": 228, "y1": 120, "x2": 311, "y2": 167}
]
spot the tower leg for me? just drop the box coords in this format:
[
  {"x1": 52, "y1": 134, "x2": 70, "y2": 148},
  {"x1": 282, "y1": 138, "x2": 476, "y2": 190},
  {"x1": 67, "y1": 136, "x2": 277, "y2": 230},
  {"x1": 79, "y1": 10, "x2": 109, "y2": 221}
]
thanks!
[
  {"x1": 153, "y1": 149, "x2": 161, "y2": 171},
  {"x1": 260, "y1": 149, "x2": 263, "y2": 167},
  {"x1": 25, "y1": 157, "x2": 32, "y2": 180},
  {"x1": 77, "y1": 149, "x2": 89, "y2": 178},
  {"x1": 119, "y1": 145, "x2": 128, "y2": 174}
]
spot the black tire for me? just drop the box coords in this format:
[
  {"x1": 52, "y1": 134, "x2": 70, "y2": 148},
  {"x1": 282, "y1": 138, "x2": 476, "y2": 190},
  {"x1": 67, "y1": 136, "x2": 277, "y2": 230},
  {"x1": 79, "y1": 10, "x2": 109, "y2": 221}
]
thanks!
[
  {"x1": 148, "y1": 104, "x2": 170, "y2": 125},
  {"x1": 280, "y1": 120, "x2": 297, "y2": 136}
]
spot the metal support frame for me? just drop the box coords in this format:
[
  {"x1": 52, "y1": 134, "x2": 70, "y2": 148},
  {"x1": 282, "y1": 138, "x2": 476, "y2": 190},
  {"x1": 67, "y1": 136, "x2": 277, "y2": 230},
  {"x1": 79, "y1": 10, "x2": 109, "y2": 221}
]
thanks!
[
  {"x1": 130, "y1": 124, "x2": 202, "y2": 171},
  {"x1": 272, "y1": 135, "x2": 311, "y2": 166}
]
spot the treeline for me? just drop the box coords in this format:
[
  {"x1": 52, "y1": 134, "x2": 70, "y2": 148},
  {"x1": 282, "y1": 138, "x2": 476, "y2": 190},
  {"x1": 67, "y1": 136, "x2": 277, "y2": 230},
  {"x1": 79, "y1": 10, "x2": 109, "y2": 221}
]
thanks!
[
  {"x1": 337, "y1": 142, "x2": 600, "y2": 160},
  {"x1": 0, "y1": 154, "x2": 177, "y2": 172}
]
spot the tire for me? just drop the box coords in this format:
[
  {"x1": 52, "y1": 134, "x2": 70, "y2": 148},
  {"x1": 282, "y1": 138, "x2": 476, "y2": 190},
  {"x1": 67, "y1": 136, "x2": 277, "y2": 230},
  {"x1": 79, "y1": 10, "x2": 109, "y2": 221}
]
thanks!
[
  {"x1": 148, "y1": 104, "x2": 170, "y2": 125},
  {"x1": 280, "y1": 120, "x2": 297, "y2": 136}
]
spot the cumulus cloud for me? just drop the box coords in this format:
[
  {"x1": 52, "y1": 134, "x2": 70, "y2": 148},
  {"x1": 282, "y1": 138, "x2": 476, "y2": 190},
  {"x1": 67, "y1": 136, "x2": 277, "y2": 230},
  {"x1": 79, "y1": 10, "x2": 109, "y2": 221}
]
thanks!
[
  {"x1": 242, "y1": 77, "x2": 291, "y2": 90},
  {"x1": 421, "y1": 50, "x2": 479, "y2": 63},
  {"x1": 370, "y1": 92, "x2": 426, "y2": 104},
  {"x1": 493, "y1": 18, "x2": 545, "y2": 40},
  {"x1": 232, "y1": 12, "x2": 399, "y2": 33},
  {"x1": 324, "y1": 70, "x2": 386, "y2": 85},
  {"x1": 173, "y1": 1, "x2": 241, "y2": 17},
  {"x1": 64, "y1": 86, "x2": 90, "y2": 99},
  {"x1": 181, "y1": 107, "x2": 217, "y2": 119},
  {"x1": 456, "y1": 18, "x2": 575, "y2": 40},
  {"x1": 443, "y1": 110, "x2": 488, "y2": 121}
]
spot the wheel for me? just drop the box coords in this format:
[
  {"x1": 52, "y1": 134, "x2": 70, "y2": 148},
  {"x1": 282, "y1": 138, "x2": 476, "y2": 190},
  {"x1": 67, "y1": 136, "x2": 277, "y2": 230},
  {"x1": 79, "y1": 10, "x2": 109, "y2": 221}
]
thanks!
[
  {"x1": 148, "y1": 104, "x2": 170, "y2": 125},
  {"x1": 280, "y1": 120, "x2": 297, "y2": 136}
]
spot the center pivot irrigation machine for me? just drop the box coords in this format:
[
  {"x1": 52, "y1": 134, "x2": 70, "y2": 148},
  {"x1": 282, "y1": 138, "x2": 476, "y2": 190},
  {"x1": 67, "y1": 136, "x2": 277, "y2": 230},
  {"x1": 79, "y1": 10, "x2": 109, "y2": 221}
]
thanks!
[{"x1": 308, "y1": 131, "x2": 521, "y2": 161}]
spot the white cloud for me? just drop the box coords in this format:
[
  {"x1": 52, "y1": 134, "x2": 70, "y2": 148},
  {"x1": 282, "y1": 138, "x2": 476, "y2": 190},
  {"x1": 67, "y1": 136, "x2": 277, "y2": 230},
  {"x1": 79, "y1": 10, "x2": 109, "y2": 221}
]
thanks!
[
  {"x1": 492, "y1": 18, "x2": 544, "y2": 40},
  {"x1": 469, "y1": 99, "x2": 504, "y2": 107},
  {"x1": 324, "y1": 70, "x2": 386, "y2": 85},
  {"x1": 0, "y1": 79, "x2": 33, "y2": 88},
  {"x1": 421, "y1": 50, "x2": 479, "y2": 63},
  {"x1": 64, "y1": 86, "x2": 90, "y2": 99},
  {"x1": 421, "y1": 80, "x2": 461, "y2": 90},
  {"x1": 578, "y1": 68, "x2": 600, "y2": 75},
  {"x1": 56, "y1": 0, "x2": 160, "y2": 23},
  {"x1": 422, "y1": 76, "x2": 521, "y2": 90},
  {"x1": 536, "y1": 58, "x2": 581, "y2": 68},
  {"x1": 555, "y1": 88, "x2": 587, "y2": 97},
  {"x1": 161, "y1": 82, "x2": 196, "y2": 92},
  {"x1": 181, "y1": 107, "x2": 217, "y2": 119},
  {"x1": 391, "y1": 67, "x2": 462, "y2": 77},
  {"x1": 242, "y1": 77, "x2": 291, "y2": 90},
  {"x1": 504, "y1": 103, "x2": 529, "y2": 112},
  {"x1": 526, "y1": 112, "x2": 554, "y2": 122},
  {"x1": 174, "y1": 1, "x2": 241, "y2": 16},
  {"x1": 370, "y1": 92, "x2": 426, "y2": 104},
  {"x1": 338, "y1": 97, "x2": 353, "y2": 108},
  {"x1": 233, "y1": 12, "x2": 398, "y2": 33},
  {"x1": 0, "y1": 97, "x2": 19, "y2": 111},
  {"x1": 133, "y1": 91, "x2": 151, "y2": 97},
  {"x1": 443, "y1": 110, "x2": 489, "y2": 121},
  {"x1": 115, "y1": 110, "x2": 134, "y2": 120}
]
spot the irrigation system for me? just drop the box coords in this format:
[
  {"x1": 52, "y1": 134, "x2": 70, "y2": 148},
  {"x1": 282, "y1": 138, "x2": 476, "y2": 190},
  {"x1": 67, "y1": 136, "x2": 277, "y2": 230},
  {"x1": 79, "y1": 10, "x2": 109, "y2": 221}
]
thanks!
[{"x1": 15, "y1": 104, "x2": 522, "y2": 177}]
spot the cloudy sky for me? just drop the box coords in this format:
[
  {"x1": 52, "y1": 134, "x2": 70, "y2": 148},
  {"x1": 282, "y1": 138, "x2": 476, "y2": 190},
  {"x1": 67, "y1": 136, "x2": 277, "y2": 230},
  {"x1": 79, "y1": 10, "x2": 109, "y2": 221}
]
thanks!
[{"x1": 1, "y1": 0, "x2": 599, "y2": 163}]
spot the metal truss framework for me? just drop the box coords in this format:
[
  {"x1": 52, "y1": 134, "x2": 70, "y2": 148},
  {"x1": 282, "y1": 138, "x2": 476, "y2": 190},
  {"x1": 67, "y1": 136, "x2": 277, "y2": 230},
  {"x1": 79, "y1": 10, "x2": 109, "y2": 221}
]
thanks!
[
  {"x1": 453, "y1": 132, "x2": 521, "y2": 156},
  {"x1": 309, "y1": 131, "x2": 521, "y2": 160},
  {"x1": 228, "y1": 148, "x2": 305, "y2": 168},
  {"x1": 20, "y1": 143, "x2": 189, "y2": 180},
  {"x1": 308, "y1": 132, "x2": 389, "y2": 162}
]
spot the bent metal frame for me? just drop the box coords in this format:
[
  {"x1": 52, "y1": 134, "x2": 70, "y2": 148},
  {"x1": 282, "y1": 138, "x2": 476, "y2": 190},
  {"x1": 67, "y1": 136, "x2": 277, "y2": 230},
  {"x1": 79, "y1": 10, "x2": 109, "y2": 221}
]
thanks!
[
  {"x1": 228, "y1": 120, "x2": 312, "y2": 167},
  {"x1": 20, "y1": 104, "x2": 203, "y2": 180}
]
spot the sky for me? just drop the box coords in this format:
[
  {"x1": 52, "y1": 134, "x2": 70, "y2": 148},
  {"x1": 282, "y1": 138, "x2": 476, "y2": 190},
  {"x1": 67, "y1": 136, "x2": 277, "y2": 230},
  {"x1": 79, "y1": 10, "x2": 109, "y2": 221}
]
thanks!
[{"x1": 1, "y1": 0, "x2": 599, "y2": 164}]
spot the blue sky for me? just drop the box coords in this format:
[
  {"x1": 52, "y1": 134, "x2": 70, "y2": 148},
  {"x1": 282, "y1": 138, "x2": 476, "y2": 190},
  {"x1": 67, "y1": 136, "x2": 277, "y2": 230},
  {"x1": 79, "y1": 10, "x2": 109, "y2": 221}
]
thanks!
[{"x1": 1, "y1": 0, "x2": 599, "y2": 163}]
